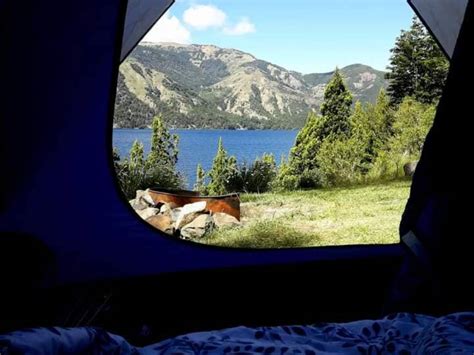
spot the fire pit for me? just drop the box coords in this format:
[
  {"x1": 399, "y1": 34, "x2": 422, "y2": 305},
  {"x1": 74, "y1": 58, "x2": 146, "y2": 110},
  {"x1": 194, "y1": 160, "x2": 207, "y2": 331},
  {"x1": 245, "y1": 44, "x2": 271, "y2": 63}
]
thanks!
[{"x1": 147, "y1": 188, "x2": 241, "y2": 221}]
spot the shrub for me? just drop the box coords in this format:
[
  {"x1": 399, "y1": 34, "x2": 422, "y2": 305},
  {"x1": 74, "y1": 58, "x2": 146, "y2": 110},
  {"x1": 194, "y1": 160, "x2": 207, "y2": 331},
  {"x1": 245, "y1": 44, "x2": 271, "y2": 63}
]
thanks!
[
  {"x1": 223, "y1": 153, "x2": 277, "y2": 193},
  {"x1": 114, "y1": 116, "x2": 184, "y2": 199},
  {"x1": 367, "y1": 97, "x2": 436, "y2": 181},
  {"x1": 317, "y1": 135, "x2": 366, "y2": 187},
  {"x1": 271, "y1": 157, "x2": 300, "y2": 191}
]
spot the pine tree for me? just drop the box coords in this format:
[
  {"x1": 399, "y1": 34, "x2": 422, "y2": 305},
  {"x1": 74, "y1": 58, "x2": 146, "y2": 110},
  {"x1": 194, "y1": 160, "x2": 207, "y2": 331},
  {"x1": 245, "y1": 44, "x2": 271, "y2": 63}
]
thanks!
[
  {"x1": 386, "y1": 17, "x2": 448, "y2": 105},
  {"x1": 194, "y1": 164, "x2": 207, "y2": 194},
  {"x1": 320, "y1": 68, "x2": 353, "y2": 137},
  {"x1": 129, "y1": 140, "x2": 146, "y2": 175},
  {"x1": 361, "y1": 90, "x2": 394, "y2": 160},
  {"x1": 286, "y1": 70, "x2": 353, "y2": 188},
  {"x1": 145, "y1": 115, "x2": 182, "y2": 187},
  {"x1": 288, "y1": 112, "x2": 325, "y2": 182},
  {"x1": 207, "y1": 138, "x2": 237, "y2": 195},
  {"x1": 373, "y1": 89, "x2": 394, "y2": 141},
  {"x1": 147, "y1": 115, "x2": 179, "y2": 168}
]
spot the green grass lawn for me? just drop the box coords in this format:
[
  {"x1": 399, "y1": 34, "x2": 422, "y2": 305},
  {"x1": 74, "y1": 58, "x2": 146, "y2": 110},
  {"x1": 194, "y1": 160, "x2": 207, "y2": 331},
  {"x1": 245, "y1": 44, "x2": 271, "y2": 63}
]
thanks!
[{"x1": 201, "y1": 179, "x2": 412, "y2": 249}]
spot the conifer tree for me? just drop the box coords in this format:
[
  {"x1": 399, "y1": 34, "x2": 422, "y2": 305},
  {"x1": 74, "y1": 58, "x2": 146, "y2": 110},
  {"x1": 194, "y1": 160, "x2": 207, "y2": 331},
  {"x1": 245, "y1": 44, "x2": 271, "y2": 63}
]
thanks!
[
  {"x1": 147, "y1": 115, "x2": 179, "y2": 168},
  {"x1": 289, "y1": 112, "x2": 325, "y2": 175},
  {"x1": 386, "y1": 17, "x2": 448, "y2": 105},
  {"x1": 207, "y1": 138, "x2": 237, "y2": 195},
  {"x1": 194, "y1": 164, "x2": 207, "y2": 194},
  {"x1": 320, "y1": 68, "x2": 353, "y2": 137}
]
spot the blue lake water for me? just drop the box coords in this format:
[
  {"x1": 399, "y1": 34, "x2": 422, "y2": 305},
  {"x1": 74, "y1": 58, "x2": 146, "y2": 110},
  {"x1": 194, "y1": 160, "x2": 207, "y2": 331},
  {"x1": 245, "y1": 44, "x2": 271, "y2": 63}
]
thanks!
[{"x1": 113, "y1": 129, "x2": 298, "y2": 188}]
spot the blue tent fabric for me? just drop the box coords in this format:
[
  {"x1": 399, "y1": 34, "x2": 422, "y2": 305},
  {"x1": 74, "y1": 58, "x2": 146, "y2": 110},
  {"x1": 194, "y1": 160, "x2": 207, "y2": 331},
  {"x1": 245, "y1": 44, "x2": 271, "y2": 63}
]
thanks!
[{"x1": 1, "y1": 312, "x2": 474, "y2": 354}]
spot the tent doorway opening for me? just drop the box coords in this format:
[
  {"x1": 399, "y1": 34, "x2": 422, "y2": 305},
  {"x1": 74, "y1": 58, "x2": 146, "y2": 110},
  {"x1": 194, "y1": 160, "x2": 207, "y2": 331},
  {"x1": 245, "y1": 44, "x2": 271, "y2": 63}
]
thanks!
[{"x1": 112, "y1": 0, "x2": 449, "y2": 249}]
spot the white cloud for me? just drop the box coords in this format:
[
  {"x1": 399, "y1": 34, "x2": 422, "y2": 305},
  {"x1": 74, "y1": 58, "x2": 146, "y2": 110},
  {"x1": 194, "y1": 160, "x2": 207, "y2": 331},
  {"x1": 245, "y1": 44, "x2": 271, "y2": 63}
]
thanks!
[
  {"x1": 142, "y1": 13, "x2": 191, "y2": 44},
  {"x1": 223, "y1": 18, "x2": 256, "y2": 36},
  {"x1": 183, "y1": 5, "x2": 227, "y2": 30}
]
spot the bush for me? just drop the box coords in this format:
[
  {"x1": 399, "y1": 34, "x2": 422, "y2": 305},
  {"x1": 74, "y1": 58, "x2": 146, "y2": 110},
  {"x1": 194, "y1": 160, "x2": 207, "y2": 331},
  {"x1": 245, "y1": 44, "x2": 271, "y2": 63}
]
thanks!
[
  {"x1": 366, "y1": 97, "x2": 436, "y2": 181},
  {"x1": 226, "y1": 153, "x2": 277, "y2": 193},
  {"x1": 366, "y1": 150, "x2": 407, "y2": 181},
  {"x1": 317, "y1": 135, "x2": 366, "y2": 187},
  {"x1": 114, "y1": 116, "x2": 184, "y2": 199},
  {"x1": 271, "y1": 157, "x2": 300, "y2": 191}
]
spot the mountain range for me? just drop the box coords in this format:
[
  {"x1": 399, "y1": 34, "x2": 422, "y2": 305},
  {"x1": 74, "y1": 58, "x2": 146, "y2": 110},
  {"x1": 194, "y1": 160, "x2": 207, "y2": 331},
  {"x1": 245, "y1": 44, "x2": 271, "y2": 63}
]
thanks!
[{"x1": 114, "y1": 43, "x2": 388, "y2": 129}]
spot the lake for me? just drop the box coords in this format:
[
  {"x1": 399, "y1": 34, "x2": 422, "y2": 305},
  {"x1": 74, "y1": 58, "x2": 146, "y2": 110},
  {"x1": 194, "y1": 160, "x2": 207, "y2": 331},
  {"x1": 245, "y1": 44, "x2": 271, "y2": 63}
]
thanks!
[{"x1": 113, "y1": 129, "x2": 298, "y2": 188}]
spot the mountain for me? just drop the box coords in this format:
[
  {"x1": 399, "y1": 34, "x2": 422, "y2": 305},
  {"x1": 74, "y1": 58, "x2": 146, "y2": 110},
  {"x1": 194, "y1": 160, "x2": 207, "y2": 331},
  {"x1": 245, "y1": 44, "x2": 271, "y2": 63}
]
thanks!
[{"x1": 114, "y1": 43, "x2": 388, "y2": 129}]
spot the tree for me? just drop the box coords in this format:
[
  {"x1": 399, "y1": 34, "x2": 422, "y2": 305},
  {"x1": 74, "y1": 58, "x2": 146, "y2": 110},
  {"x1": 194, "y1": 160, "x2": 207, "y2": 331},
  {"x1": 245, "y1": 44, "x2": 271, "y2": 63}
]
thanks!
[
  {"x1": 286, "y1": 70, "x2": 353, "y2": 188},
  {"x1": 353, "y1": 90, "x2": 394, "y2": 171},
  {"x1": 207, "y1": 138, "x2": 237, "y2": 195},
  {"x1": 368, "y1": 97, "x2": 436, "y2": 180},
  {"x1": 386, "y1": 17, "x2": 449, "y2": 105},
  {"x1": 271, "y1": 156, "x2": 300, "y2": 191},
  {"x1": 287, "y1": 112, "x2": 326, "y2": 187},
  {"x1": 145, "y1": 115, "x2": 182, "y2": 188},
  {"x1": 317, "y1": 134, "x2": 366, "y2": 186},
  {"x1": 320, "y1": 68, "x2": 353, "y2": 137},
  {"x1": 194, "y1": 164, "x2": 207, "y2": 194},
  {"x1": 147, "y1": 115, "x2": 179, "y2": 168},
  {"x1": 246, "y1": 153, "x2": 277, "y2": 193},
  {"x1": 225, "y1": 153, "x2": 277, "y2": 193},
  {"x1": 114, "y1": 116, "x2": 183, "y2": 199},
  {"x1": 117, "y1": 140, "x2": 146, "y2": 199},
  {"x1": 390, "y1": 97, "x2": 436, "y2": 158}
]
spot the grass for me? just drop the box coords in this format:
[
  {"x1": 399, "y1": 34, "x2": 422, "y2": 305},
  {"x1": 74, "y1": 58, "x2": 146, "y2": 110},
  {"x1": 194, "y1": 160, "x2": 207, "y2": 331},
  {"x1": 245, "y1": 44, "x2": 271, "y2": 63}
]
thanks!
[{"x1": 200, "y1": 179, "x2": 411, "y2": 249}]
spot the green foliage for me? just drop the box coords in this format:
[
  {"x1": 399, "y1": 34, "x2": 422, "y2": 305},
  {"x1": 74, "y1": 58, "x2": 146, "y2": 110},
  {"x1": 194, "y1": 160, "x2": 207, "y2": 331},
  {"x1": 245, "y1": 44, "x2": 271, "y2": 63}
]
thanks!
[
  {"x1": 286, "y1": 70, "x2": 354, "y2": 188},
  {"x1": 350, "y1": 91, "x2": 394, "y2": 171},
  {"x1": 115, "y1": 116, "x2": 183, "y2": 199},
  {"x1": 368, "y1": 97, "x2": 436, "y2": 180},
  {"x1": 390, "y1": 97, "x2": 436, "y2": 157},
  {"x1": 226, "y1": 153, "x2": 277, "y2": 193},
  {"x1": 271, "y1": 156, "x2": 300, "y2": 192},
  {"x1": 316, "y1": 134, "x2": 367, "y2": 186},
  {"x1": 194, "y1": 164, "x2": 208, "y2": 194},
  {"x1": 386, "y1": 17, "x2": 449, "y2": 105},
  {"x1": 207, "y1": 138, "x2": 237, "y2": 195},
  {"x1": 287, "y1": 112, "x2": 325, "y2": 188},
  {"x1": 320, "y1": 68, "x2": 353, "y2": 137},
  {"x1": 147, "y1": 115, "x2": 179, "y2": 167},
  {"x1": 116, "y1": 140, "x2": 147, "y2": 199}
]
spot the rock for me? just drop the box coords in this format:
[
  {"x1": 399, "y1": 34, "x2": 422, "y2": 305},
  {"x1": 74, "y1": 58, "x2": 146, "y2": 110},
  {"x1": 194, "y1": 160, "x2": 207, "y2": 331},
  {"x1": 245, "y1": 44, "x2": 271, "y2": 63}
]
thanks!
[
  {"x1": 135, "y1": 189, "x2": 156, "y2": 207},
  {"x1": 146, "y1": 214, "x2": 174, "y2": 235},
  {"x1": 160, "y1": 203, "x2": 173, "y2": 215},
  {"x1": 163, "y1": 201, "x2": 180, "y2": 210},
  {"x1": 136, "y1": 207, "x2": 159, "y2": 220},
  {"x1": 180, "y1": 214, "x2": 214, "y2": 240},
  {"x1": 129, "y1": 198, "x2": 148, "y2": 211},
  {"x1": 169, "y1": 208, "x2": 182, "y2": 223},
  {"x1": 176, "y1": 201, "x2": 207, "y2": 229},
  {"x1": 403, "y1": 161, "x2": 418, "y2": 177},
  {"x1": 213, "y1": 212, "x2": 241, "y2": 229}
]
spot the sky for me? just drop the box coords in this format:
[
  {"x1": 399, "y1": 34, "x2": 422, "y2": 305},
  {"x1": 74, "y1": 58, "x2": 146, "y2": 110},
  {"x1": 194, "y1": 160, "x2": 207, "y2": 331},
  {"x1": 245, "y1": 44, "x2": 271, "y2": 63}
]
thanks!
[{"x1": 142, "y1": 0, "x2": 415, "y2": 74}]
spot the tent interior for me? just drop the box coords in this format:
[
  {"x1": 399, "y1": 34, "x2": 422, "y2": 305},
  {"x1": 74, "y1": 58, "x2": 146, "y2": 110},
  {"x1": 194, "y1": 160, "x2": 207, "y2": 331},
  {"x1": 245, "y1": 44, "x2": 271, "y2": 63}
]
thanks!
[{"x1": 0, "y1": 0, "x2": 473, "y2": 350}]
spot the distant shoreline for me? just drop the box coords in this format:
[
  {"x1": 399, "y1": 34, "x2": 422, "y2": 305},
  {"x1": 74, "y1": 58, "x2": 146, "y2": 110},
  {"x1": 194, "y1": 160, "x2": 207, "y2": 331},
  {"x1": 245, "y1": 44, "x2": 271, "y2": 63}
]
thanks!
[{"x1": 112, "y1": 127, "x2": 300, "y2": 131}]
